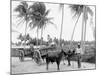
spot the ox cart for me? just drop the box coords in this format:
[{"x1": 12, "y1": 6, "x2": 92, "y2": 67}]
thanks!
[
  {"x1": 12, "y1": 45, "x2": 34, "y2": 61},
  {"x1": 33, "y1": 44, "x2": 58, "y2": 64},
  {"x1": 12, "y1": 44, "x2": 57, "y2": 64}
]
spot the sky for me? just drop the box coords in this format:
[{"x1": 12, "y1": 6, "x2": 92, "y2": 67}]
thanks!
[{"x1": 11, "y1": 1, "x2": 96, "y2": 43}]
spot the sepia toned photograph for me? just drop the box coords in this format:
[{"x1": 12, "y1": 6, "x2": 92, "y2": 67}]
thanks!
[{"x1": 11, "y1": 0, "x2": 96, "y2": 74}]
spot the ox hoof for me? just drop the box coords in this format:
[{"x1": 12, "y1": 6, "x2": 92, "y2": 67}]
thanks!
[
  {"x1": 57, "y1": 68, "x2": 60, "y2": 71},
  {"x1": 46, "y1": 68, "x2": 48, "y2": 70},
  {"x1": 46, "y1": 67, "x2": 48, "y2": 70},
  {"x1": 68, "y1": 64, "x2": 71, "y2": 66}
]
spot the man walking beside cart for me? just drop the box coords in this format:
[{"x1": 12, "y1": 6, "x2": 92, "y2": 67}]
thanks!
[{"x1": 75, "y1": 43, "x2": 84, "y2": 68}]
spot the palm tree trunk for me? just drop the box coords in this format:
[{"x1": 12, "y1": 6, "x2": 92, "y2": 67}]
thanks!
[
  {"x1": 70, "y1": 13, "x2": 81, "y2": 48},
  {"x1": 81, "y1": 7, "x2": 85, "y2": 52},
  {"x1": 59, "y1": 4, "x2": 64, "y2": 47},
  {"x1": 84, "y1": 21, "x2": 87, "y2": 42},
  {"x1": 83, "y1": 20, "x2": 87, "y2": 53},
  {"x1": 24, "y1": 18, "x2": 28, "y2": 49},
  {"x1": 83, "y1": 6, "x2": 87, "y2": 53},
  {"x1": 41, "y1": 28, "x2": 43, "y2": 45},
  {"x1": 37, "y1": 27, "x2": 39, "y2": 46}
]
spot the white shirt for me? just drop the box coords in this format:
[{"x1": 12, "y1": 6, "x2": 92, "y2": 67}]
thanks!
[{"x1": 76, "y1": 48, "x2": 84, "y2": 54}]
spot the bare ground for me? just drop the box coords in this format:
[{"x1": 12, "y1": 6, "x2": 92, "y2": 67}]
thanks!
[{"x1": 11, "y1": 57, "x2": 95, "y2": 74}]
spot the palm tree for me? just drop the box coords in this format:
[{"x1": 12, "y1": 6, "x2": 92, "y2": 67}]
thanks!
[
  {"x1": 69, "y1": 5, "x2": 93, "y2": 51},
  {"x1": 90, "y1": 17, "x2": 95, "y2": 40},
  {"x1": 39, "y1": 16, "x2": 55, "y2": 45},
  {"x1": 29, "y1": 2, "x2": 55, "y2": 45},
  {"x1": 69, "y1": 5, "x2": 83, "y2": 48},
  {"x1": 59, "y1": 4, "x2": 64, "y2": 47},
  {"x1": 15, "y1": 1, "x2": 30, "y2": 47}
]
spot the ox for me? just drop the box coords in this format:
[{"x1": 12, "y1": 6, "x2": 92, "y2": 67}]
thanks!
[{"x1": 45, "y1": 49, "x2": 66, "y2": 70}]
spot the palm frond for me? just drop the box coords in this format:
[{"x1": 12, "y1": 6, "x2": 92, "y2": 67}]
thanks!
[
  {"x1": 43, "y1": 17, "x2": 53, "y2": 23},
  {"x1": 30, "y1": 2, "x2": 46, "y2": 15},
  {"x1": 16, "y1": 18, "x2": 23, "y2": 24},
  {"x1": 45, "y1": 20, "x2": 57, "y2": 29},
  {"x1": 21, "y1": 1, "x2": 28, "y2": 9},
  {"x1": 15, "y1": 5, "x2": 26, "y2": 17},
  {"x1": 29, "y1": 21, "x2": 38, "y2": 30},
  {"x1": 14, "y1": 1, "x2": 29, "y2": 20},
  {"x1": 12, "y1": 29, "x2": 20, "y2": 33},
  {"x1": 47, "y1": 20, "x2": 55, "y2": 25},
  {"x1": 44, "y1": 9, "x2": 50, "y2": 17},
  {"x1": 69, "y1": 5, "x2": 84, "y2": 17},
  {"x1": 16, "y1": 18, "x2": 25, "y2": 27},
  {"x1": 86, "y1": 6, "x2": 93, "y2": 16}
]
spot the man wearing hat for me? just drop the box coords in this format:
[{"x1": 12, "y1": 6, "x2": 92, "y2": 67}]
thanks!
[
  {"x1": 75, "y1": 43, "x2": 83, "y2": 68},
  {"x1": 30, "y1": 44, "x2": 35, "y2": 53}
]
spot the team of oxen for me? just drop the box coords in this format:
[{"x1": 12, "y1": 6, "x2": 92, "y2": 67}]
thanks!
[
  {"x1": 32, "y1": 48, "x2": 76, "y2": 71},
  {"x1": 19, "y1": 47, "x2": 76, "y2": 70},
  {"x1": 44, "y1": 49, "x2": 75, "y2": 70}
]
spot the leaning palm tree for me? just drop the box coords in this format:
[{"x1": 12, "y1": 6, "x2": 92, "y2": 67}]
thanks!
[
  {"x1": 69, "y1": 5, "x2": 83, "y2": 49},
  {"x1": 14, "y1": 1, "x2": 30, "y2": 47},
  {"x1": 29, "y1": 2, "x2": 55, "y2": 45},
  {"x1": 69, "y1": 5, "x2": 83, "y2": 41},
  {"x1": 69, "y1": 5, "x2": 93, "y2": 51}
]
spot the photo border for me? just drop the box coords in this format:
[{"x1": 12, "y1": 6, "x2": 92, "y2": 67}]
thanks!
[{"x1": 10, "y1": 0, "x2": 96, "y2": 75}]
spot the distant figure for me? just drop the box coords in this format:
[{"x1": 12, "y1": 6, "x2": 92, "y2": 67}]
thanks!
[
  {"x1": 49, "y1": 42, "x2": 56, "y2": 48},
  {"x1": 41, "y1": 37, "x2": 43, "y2": 45},
  {"x1": 47, "y1": 35, "x2": 52, "y2": 45},
  {"x1": 61, "y1": 43, "x2": 63, "y2": 47},
  {"x1": 46, "y1": 42, "x2": 49, "y2": 46},
  {"x1": 75, "y1": 43, "x2": 83, "y2": 68}
]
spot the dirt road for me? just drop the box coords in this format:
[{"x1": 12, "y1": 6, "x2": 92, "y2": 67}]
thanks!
[{"x1": 11, "y1": 57, "x2": 95, "y2": 74}]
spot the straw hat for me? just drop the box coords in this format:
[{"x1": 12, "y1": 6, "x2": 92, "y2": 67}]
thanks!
[{"x1": 77, "y1": 43, "x2": 81, "y2": 46}]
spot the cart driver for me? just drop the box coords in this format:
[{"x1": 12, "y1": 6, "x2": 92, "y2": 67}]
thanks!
[
  {"x1": 30, "y1": 44, "x2": 34, "y2": 52},
  {"x1": 47, "y1": 35, "x2": 52, "y2": 46}
]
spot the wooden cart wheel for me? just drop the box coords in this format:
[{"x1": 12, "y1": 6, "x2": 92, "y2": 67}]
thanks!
[
  {"x1": 33, "y1": 51, "x2": 41, "y2": 64},
  {"x1": 34, "y1": 57, "x2": 40, "y2": 64},
  {"x1": 19, "y1": 50, "x2": 24, "y2": 61}
]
